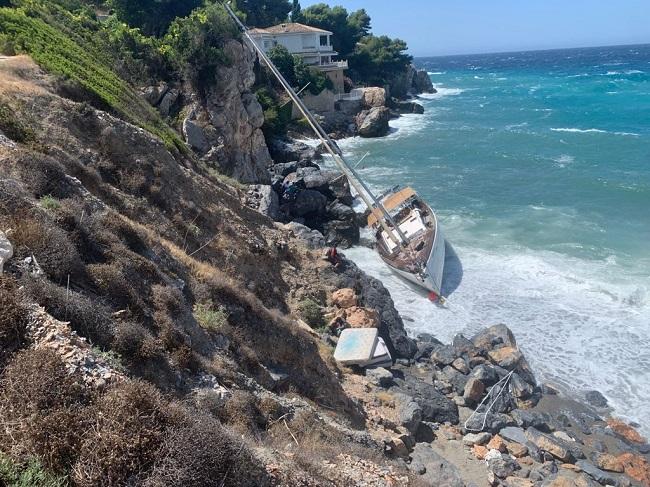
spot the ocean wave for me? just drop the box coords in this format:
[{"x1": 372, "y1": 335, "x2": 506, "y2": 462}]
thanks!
[
  {"x1": 625, "y1": 69, "x2": 645, "y2": 75},
  {"x1": 551, "y1": 128, "x2": 640, "y2": 137},
  {"x1": 420, "y1": 85, "x2": 465, "y2": 99},
  {"x1": 427, "y1": 71, "x2": 445, "y2": 75},
  {"x1": 552, "y1": 154, "x2": 575, "y2": 167},
  {"x1": 344, "y1": 241, "x2": 650, "y2": 437}
]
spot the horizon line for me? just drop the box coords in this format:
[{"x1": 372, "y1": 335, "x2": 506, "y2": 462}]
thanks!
[{"x1": 412, "y1": 41, "x2": 650, "y2": 59}]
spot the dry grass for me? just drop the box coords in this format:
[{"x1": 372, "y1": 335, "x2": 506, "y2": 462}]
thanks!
[
  {"x1": 0, "y1": 276, "x2": 28, "y2": 366},
  {"x1": 142, "y1": 413, "x2": 268, "y2": 487},
  {"x1": 72, "y1": 380, "x2": 176, "y2": 486},
  {"x1": 0, "y1": 349, "x2": 91, "y2": 473},
  {"x1": 23, "y1": 278, "x2": 114, "y2": 348},
  {"x1": 0, "y1": 55, "x2": 47, "y2": 97}
]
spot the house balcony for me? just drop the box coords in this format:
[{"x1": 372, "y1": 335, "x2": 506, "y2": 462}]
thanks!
[{"x1": 317, "y1": 60, "x2": 348, "y2": 71}]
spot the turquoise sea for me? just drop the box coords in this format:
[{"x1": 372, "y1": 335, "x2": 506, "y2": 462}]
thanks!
[{"x1": 339, "y1": 45, "x2": 650, "y2": 433}]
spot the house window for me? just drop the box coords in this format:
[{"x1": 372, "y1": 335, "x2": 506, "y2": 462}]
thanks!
[
  {"x1": 264, "y1": 40, "x2": 271, "y2": 48},
  {"x1": 320, "y1": 35, "x2": 328, "y2": 47},
  {"x1": 321, "y1": 56, "x2": 330, "y2": 65},
  {"x1": 302, "y1": 34, "x2": 315, "y2": 49}
]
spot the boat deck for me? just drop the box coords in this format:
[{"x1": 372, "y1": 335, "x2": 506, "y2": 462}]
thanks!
[{"x1": 376, "y1": 204, "x2": 436, "y2": 275}]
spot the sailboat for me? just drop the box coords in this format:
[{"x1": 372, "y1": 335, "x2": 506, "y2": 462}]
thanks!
[{"x1": 224, "y1": 3, "x2": 447, "y2": 299}]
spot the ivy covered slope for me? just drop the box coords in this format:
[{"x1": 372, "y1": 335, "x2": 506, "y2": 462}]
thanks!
[{"x1": 0, "y1": 1, "x2": 190, "y2": 150}]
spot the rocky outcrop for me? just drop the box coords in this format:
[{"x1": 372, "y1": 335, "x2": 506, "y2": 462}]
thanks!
[
  {"x1": 320, "y1": 259, "x2": 417, "y2": 359},
  {"x1": 145, "y1": 40, "x2": 272, "y2": 184},
  {"x1": 359, "y1": 87, "x2": 387, "y2": 108},
  {"x1": 0, "y1": 230, "x2": 12, "y2": 273},
  {"x1": 413, "y1": 69, "x2": 435, "y2": 93},
  {"x1": 357, "y1": 106, "x2": 391, "y2": 137}
]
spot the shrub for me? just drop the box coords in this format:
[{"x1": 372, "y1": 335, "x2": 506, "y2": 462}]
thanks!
[
  {"x1": 23, "y1": 278, "x2": 114, "y2": 348},
  {"x1": 142, "y1": 413, "x2": 268, "y2": 487},
  {"x1": 0, "y1": 276, "x2": 28, "y2": 366},
  {"x1": 0, "y1": 98, "x2": 34, "y2": 143},
  {"x1": 72, "y1": 380, "x2": 175, "y2": 486},
  {"x1": 164, "y1": 3, "x2": 238, "y2": 87},
  {"x1": 215, "y1": 390, "x2": 265, "y2": 435},
  {"x1": 0, "y1": 5, "x2": 184, "y2": 151},
  {"x1": 39, "y1": 195, "x2": 60, "y2": 211},
  {"x1": 0, "y1": 349, "x2": 91, "y2": 472},
  {"x1": 10, "y1": 215, "x2": 82, "y2": 282},
  {"x1": 112, "y1": 320, "x2": 162, "y2": 361},
  {"x1": 193, "y1": 302, "x2": 228, "y2": 331},
  {"x1": 297, "y1": 298, "x2": 324, "y2": 328},
  {"x1": 0, "y1": 454, "x2": 67, "y2": 487}
]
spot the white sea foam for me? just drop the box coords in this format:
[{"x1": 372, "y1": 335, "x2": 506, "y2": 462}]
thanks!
[
  {"x1": 552, "y1": 154, "x2": 575, "y2": 167},
  {"x1": 551, "y1": 128, "x2": 640, "y2": 137},
  {"x1": 427, "y1": 71, "x2": 445, "y2": 75},
  {"x1": 419, "y1": 85, "x2": 466, "y2": 99},
  {"x1": 345, "y1": 240, "x2": 650, "y2": 436},
  {"x1": 625, "y1": 70, "x2": 645, "y2": 75}
]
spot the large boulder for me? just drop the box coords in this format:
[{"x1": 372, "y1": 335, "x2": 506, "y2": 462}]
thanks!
[
  {"x1": 291, "y1": 189, "x2": 327, "y2": 217},
  {"x1": 0, "y1": 230, "x2": 13, "y2": 273},
  {"x1": 393, "y1": 100, "x2": 425, "y2": 114},
  {"x1": 268, "y1": 137, "x2": 319, "y2": 165},
  {"x1": 472, "y1": 324, "x2": 517, "y2": 350},
  {"x1": 392, "y1": 376, "x2": 459, "y2": 424},
  {"x1": 357, "y1": 107, "x2": 391, "y2": 138},
  {"x1": 343, "y1": 306, "x2": 380, "y2": 328},
  {"x1": 331, "y1": 288, "x2": 357, "y2": 309},
  {"x1": 246, "y1": 185, "x2": 280, "y2": 221},
  {"x1": 413, "y1": 69, "x2": 435, "y2": 94},
  {"x1": 409, "y1": 443, "x2": 465, "y2": 487},
  {"x1": 283, "y1": 222, "x2": 326, "y2": 249},
  {"x1": 360, "y1": 87, "x2": 387, "y2": 108}
]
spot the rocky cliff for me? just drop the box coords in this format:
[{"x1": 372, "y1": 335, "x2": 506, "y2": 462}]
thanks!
[{"x1": 145, "y1": 40, "x2": 272, "y2": 184}]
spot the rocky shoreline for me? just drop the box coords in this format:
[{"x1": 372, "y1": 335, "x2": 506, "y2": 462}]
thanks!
[{"x1": 320, "y1": 264, "x2": 650, "y2": 486}]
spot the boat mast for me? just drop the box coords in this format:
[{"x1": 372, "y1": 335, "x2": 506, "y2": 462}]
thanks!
[{"x1": 223, "y1": 2, "x2": 408, "y2": 247}]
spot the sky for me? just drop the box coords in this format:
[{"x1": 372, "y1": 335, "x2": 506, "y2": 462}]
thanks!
[{"x1": 299, "y1": 0, "x2": 650, "y2": 57}]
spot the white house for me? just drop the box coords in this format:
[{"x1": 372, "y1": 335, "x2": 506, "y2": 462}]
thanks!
[{"x1": 249, "y1": 23, "x2": 348, "y2": 94}]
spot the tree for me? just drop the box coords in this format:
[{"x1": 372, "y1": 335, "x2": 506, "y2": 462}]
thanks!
[
  {"x1": 164, "y1": 3, "x2": 239, "y2": 87},
  {"x1": 108, "y1": 0, "x2": 202, "y2": 37},
  {"x1": 349, "y1": 35, "x2": 412, "y2": 86},
  {"x1": 300, "y1": 3, "x2": 370, "y2": 57},
  {"x1": 267, "y1": 45, "x2": 332, "y2": 95},
  {"x1": 268, "y1": 44, "x2": 296, "y2": 85},
  {"x1": 233, "y1": 0, "x2": 291, "y2": 28},
  {"x1": 290, "y1": 0, "x2": 302, "y2": 22}
]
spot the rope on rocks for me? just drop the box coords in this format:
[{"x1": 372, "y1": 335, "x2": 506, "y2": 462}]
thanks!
[{"x1": 464, "y1": 370, "x2": 515, "y2": 432}]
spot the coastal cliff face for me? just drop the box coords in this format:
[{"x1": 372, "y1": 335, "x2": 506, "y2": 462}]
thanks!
[{"x1": 146, "y1": 40, "x2": 272, "y2": 184}]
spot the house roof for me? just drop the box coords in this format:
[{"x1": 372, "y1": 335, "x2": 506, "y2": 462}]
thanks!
[{"x1": 262, "y1": 22, "x2": 332, "y2": 35}]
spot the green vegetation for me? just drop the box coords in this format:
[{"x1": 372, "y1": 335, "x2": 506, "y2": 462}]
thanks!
[
  {"x1": 298, "y1": 298, "x2": 325, "y2": 328},
  {"x1": 299, "y1": 3, "x2": 369, "y2": 58},
  {"x1": 233, "y1": 0, "x2": 291, "y2": 28},
  {"x1": 349, "y1": 35, "x2": 412, "y2": 87},
  {"x1": 164, "y1": 3, "x2": 239, "y2": 87},
  {"x1": 39, "y1": 195, "x2": 61, "y2": 211},
  {"x1": 255, "y1": 86, "x2": 291, "y2": 136},
  {"x1": 267, "y1": 44, "x2": 332, "y2": 94},
  {"x1": 0, "y1": 454, "x2": 67, "y2": 487},
  {"x1": 107, "y1": 0, "x2": 202, "y2": 37},
  {"x1": 193, "y1": 302, "x2": 229, "y2": 331},
  {"x1": 0, "y1": 3, "x2": 185, "y2": 151},
  {"x1": 296, "y1": 2, "x2": 411, "y2": 86}
]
